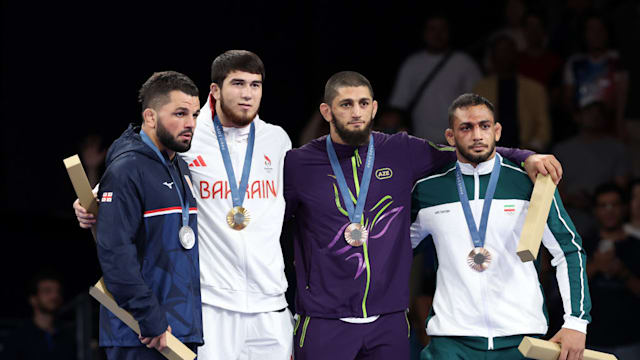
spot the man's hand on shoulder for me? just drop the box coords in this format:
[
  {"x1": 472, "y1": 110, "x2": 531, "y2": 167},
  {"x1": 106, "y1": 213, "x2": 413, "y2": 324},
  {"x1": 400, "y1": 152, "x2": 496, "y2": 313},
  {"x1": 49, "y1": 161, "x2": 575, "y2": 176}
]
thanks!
[
  {"x1": 139, "y1": 325, "x2": 172, "y2": 352},
  {"x1": 549, "y1": 327, "x2": 586, "y2": 360},
  {"x1": 523, "y1": 154, "x2": 563, "y2": 185}
]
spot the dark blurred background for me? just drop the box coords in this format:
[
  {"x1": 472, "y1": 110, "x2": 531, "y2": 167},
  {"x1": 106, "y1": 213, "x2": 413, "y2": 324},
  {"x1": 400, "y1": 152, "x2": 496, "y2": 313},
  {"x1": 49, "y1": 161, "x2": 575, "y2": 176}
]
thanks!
[{"x1": 2, "y1": 0, "x2": 639, "y2": 359}]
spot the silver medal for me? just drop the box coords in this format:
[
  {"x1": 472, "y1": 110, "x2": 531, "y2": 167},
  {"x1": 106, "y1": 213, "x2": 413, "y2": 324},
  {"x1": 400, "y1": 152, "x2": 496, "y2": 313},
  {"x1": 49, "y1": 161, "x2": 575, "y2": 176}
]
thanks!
[{"x1": 179, "y1": 225, "x2": 195, "y2": 249}]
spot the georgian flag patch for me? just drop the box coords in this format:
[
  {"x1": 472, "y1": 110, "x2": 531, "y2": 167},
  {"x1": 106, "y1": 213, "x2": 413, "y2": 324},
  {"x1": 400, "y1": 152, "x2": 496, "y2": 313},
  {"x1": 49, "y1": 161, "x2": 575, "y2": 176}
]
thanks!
[{"x1": 101, "y1": 192, "x2": 113, "y2": 203}]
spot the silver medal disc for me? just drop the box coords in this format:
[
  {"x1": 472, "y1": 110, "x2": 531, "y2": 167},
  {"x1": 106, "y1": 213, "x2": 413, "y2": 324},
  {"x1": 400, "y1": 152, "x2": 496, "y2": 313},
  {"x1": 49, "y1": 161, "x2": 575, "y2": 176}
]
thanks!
[{"x1": 179, "y1": 225, "x2": 195, "y2": 250}]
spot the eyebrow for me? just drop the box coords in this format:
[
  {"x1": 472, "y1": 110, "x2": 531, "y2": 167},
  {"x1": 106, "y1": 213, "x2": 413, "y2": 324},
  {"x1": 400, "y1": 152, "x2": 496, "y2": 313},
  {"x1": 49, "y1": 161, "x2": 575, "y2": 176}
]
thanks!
[
  {"x1": 229, "y1": 78, "x2": 263, "y2": 84},
  {"x1": 339, "y1": 97, "x2": 371, "y2": 103}
]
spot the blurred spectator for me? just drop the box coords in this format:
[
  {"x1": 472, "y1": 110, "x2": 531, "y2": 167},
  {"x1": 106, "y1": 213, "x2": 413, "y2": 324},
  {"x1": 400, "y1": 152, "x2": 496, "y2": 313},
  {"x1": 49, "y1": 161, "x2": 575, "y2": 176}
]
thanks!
[
  {"x1": 79, "y1": 134, "x2": 106, "y2": 188},
  {"x1": 374, "y1": 108, "x2": 409, "y2": 135},
  {"x1": 549, "y1": 0, "x2": 593, "y2": 58},
  {"x1": 474, "y1": 35, "x2": 551, "y2": 151},
  {"x1": 563, "y1": 14, "x2": 629, "y2": 138},
  {"x1": 484, "y1": 0, "x2": 528, "y2": 72},
  {"x1": 584, "y1": 184, "x2": 640, "y2": 359},
  {"x1": 3, "y1": 271, "x2": 76, "y2": 359},
  {"x1": 389, "y1": 13, "x2": 482, "y2": 143},
  {"x1": 298, "y1": 108, "x2": 329, "y2": 146},
  {"x1": 552, "y1": 101, "x2": 631, "y2": 237},
  {"x1": 624, "y1": 179, "x2": 640, "y2": 239},
  {"x1": 518, "y1": 12, "x2": 563, "y2": 92}
]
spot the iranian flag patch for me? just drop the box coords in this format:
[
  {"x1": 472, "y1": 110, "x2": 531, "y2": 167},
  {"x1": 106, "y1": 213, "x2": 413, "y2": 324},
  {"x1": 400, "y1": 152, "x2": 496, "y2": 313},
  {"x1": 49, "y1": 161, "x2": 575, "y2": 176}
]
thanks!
[{"x1": 504, "y1": 204, "x2": 515, "y2": 213}]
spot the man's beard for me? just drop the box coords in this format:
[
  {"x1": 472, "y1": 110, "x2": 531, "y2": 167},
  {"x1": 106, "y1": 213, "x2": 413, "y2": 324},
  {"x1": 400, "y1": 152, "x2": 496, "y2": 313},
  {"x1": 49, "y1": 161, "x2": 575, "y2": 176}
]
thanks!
[
  {"x1": 157, "y1": 118, "x2": 192, "y2": 153},
  {"x1": 457, "y1": 141, "x2": 496, "y2": 164},
  {"x1": 334, "y1": 117, "x2": 373, "y2": 146},
  {"x1": 219, "y1": 93, "x2": 257, "y2": 127}
]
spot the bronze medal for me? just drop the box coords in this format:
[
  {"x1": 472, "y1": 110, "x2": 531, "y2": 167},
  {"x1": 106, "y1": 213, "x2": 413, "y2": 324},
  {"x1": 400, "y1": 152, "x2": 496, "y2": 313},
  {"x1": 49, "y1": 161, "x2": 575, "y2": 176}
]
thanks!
[
  {"x1": 467, "y1": 247, "x2": 491, "y2": 272},
  {"x1": 344, "y1": 223, "x2": 368, "y2": 247},
  {"x1": 227, "y1": 206, "x2": 250, "y2": 230}
]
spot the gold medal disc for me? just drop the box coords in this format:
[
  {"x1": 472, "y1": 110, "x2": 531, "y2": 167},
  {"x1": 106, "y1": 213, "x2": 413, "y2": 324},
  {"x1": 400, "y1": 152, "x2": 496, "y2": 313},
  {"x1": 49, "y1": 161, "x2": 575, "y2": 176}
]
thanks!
[
  {"x1": 227, "y1": 206, "x2": 250, "y2": 230},
  {"x1": 467, "y1": 247, "x2": 492, "y2": 272},
  {"x1": 344, "y1": 223, "x2": 368, "y2": 247}
]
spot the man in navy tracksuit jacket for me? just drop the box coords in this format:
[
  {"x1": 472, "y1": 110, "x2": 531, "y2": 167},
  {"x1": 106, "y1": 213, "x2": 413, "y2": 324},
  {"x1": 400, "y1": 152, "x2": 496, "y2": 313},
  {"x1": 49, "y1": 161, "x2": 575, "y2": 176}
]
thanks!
[{"x1": 96, "y1": 71, "x2": 203, "y2": 359}]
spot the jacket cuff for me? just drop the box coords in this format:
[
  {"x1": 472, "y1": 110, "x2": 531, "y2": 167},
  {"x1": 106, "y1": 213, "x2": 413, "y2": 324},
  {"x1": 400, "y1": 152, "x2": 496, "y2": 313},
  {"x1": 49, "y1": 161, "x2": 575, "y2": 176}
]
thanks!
[
  {"x1": 139, "y1": 308, "x2": 169, "y2": 338},
  {"x1": 562, "y1": 314, "x2": 588, "y2": 334}
]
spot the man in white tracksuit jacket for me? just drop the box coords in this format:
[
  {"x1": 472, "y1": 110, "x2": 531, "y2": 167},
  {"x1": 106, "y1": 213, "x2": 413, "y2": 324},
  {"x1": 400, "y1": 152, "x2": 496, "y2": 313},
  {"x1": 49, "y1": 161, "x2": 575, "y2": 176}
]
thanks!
[
  {"x1": 181, "y1": 50, "x2": 293, "y2": 359},
  {"x1": 410, "y1": 94, "x2": 591, "y2": 360}
]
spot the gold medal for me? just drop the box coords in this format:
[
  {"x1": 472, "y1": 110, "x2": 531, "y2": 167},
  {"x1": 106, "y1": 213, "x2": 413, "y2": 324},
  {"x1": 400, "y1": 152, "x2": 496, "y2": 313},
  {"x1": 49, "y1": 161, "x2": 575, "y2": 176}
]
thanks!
[
  {"x1": 227, "y1": 206, "x2": 250, "y2": 230},
  {"x1": 344, "y1": 223, "x2": 368, "y2": 247},
  {"x1": 467, "y1": 247, "x2": 491, "y2": 272}
]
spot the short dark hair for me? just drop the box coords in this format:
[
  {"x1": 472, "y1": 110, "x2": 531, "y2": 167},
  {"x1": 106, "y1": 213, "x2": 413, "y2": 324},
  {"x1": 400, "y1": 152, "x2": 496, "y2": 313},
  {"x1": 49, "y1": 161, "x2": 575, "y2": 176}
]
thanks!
[
  {"x1": 593, "y1": 182, "x2": 626, "y2": 206},
  {"x1": 448, "y1": 93, "x2": 495, "y2": 127},
  {"x1": 138, "y1": 71, "x2": 199, "y2": 110},
  {"x1": 210, "y1": 50, "x2": 265, "y2": 86},
  {"x1": 324, "y1": 71, "x2": 374, "y2": 105},
  {"x1": 29, "y1": 270, "x2": 62, "y2": 297}
]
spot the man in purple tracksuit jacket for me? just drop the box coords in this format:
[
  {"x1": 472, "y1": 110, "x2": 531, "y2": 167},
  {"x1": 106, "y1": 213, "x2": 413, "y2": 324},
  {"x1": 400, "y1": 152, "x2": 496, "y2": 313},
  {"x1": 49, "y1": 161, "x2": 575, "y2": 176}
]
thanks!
[{"x1": 284, "y1": 71, "x2": 562, "y2": 359}]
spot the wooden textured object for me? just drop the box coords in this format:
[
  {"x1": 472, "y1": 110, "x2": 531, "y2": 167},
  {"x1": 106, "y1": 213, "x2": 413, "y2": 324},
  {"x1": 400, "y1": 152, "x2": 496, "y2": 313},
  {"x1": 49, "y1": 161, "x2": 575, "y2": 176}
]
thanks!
[
  {"x1": 90, "y1": 279, "x2": 196, "y2": 360},
  {"x1": 64, "y1": 155, "x2": 99, "y2": 216},
  {"x1": 518, "y1": 336, "x2": 617, "y2": 360},
  {"x1": 64, "y1": 154, "x2": 196, "y2": 360},
  {"x1": 517, "y1": 174, "x2": 556, "y2": 262}
]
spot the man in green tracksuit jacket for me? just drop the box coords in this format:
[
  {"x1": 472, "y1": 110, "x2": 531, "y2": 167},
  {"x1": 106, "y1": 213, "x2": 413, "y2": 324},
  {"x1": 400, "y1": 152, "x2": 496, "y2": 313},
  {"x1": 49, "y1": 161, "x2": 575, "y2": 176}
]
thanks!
[{"x1": 410, "y1": 93, "x2": 591, "y2": 360}]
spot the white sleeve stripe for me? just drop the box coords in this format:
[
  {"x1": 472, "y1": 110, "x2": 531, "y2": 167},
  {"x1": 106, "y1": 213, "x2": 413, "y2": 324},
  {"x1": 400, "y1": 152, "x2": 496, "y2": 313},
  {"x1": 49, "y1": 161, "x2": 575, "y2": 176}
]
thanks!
[{"x1": 552, "y1": 196, "x2": 586, "y2": 320}]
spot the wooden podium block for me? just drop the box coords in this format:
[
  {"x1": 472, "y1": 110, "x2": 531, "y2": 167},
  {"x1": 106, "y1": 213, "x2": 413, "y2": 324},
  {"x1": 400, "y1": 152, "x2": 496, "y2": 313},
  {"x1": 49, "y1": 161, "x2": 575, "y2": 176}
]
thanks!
[
  {"x1": 65, "y1": 154, "x2": 196, "y2": 360},
  {"x1": 517, "y1": 174, "x2": 556, "y2": 262},
  {"x1": 90, "y1": 279, "x2": 196, "y2": 360},
  {"x1": 64, "y1": 155, "x2": 99, "y2": 216},
  {"x1": 518, "y1": 336, "x2": 617, "y2": 360}
]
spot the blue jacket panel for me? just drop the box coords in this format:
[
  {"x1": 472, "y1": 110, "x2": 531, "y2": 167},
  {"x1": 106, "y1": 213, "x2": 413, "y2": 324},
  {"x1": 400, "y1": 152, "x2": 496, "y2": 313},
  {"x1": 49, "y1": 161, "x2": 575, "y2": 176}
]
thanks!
[{"x1": 96, "y1": 124, "x2": 203, "y2": 347}]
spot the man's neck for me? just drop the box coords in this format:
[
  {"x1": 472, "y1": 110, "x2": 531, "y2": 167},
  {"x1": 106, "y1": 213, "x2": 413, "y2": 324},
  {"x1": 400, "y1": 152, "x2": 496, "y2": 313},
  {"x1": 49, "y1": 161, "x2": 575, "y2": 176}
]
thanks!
[
  {"x1": 33, "y1": 311, "x2": 55, "y2": 334},
  {"x1": 426, "y1": 47, "x2": 450, "y2": 56},
  {"x1": 600, "y1": 227, "x2": 626, "y2": 241},
  {"x1": 141, "y1": 126, "x2": 175, "y2": 160},
  {"x1": 456, "y1": 151, "x2": 496, "y2": 168}
]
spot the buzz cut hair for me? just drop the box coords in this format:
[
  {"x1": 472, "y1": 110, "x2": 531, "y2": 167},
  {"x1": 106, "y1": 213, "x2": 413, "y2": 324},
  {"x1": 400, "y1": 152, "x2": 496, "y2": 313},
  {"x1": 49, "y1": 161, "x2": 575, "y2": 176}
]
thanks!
[
  {"x1": 323, "y1": 71, "x2": 374, "y2": 105},
  {"x1": 138, "y1": 71, "x2": 199, "y2": 111},
  {"x1": 447, "y1": 93, "x2": 495, "y2": 127},
  {"x1": 210, "y1": 50, "x2": 265, "y2": 86}
]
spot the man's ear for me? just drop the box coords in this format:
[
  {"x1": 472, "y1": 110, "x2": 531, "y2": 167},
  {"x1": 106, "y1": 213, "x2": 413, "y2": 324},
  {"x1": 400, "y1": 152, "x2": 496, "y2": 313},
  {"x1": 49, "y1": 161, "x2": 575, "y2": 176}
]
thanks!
[
  {"x1": 211, "y1": 83, "x2": 221, "y2": 101},
  {"x1": 142, "y1": 108, "x2": 157, "y2": 129},
  {"x1": 319, "y1": 103, "x2": 332, "y2": 123},
  {"x1": 372, "y1": 100, "x2": 379, "y2": 119},
  {"x1": 494, "y1": 122, "x2": 502, "y2": 142},
  {"x1": 445, "y1": 128, "x2": 456, "y2": 147}
]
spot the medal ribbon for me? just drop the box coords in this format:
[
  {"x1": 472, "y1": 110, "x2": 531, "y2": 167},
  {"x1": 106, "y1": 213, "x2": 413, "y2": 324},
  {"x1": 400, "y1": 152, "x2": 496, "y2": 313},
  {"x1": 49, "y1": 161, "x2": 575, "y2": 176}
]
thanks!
[
  {"x1": 210, "y1": 100, "x2": 255, "y2": 209},
  {"x1": 326, "y1": 135, "x2": 375, "y2": 224},
  {"x1": 140, "y1": 130, "x2": 189, "y2": 227},
  {"x1": 455, "y1": 153, "x2": 502, "y2": 249}
]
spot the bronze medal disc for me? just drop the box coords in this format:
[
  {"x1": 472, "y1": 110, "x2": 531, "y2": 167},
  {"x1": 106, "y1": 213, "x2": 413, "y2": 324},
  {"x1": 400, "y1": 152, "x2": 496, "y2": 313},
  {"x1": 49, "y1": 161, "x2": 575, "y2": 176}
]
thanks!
[
  {"x1": 227, "y1": 206, "x2": 250, "y2": 230},
  {"x1": 344, "y1": 223, "x2": 368, "y2": 247},
  {"x1": 467, "y1": 247, "x2": 491, "y2": 272}
]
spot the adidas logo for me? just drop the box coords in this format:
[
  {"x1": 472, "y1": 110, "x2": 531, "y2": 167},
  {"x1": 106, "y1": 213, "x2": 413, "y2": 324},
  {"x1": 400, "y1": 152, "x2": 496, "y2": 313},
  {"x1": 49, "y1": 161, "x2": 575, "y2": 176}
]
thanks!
[{"x1": 189, "y1": 155, "x2": 207, "y2": 167}]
